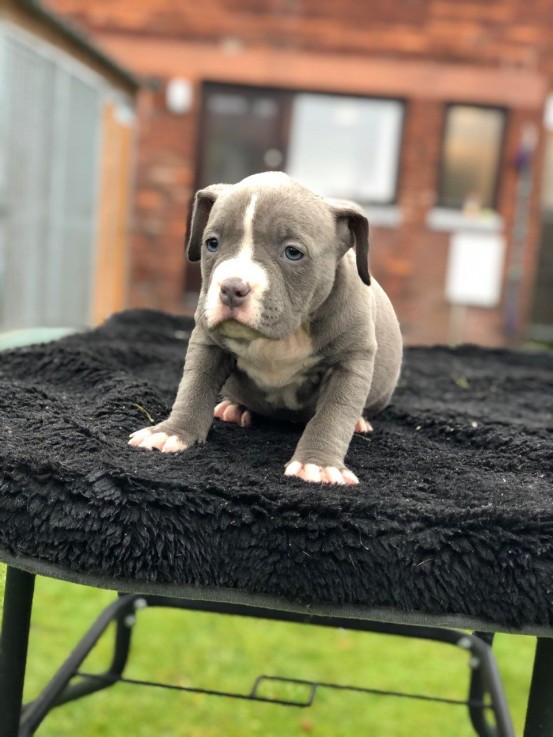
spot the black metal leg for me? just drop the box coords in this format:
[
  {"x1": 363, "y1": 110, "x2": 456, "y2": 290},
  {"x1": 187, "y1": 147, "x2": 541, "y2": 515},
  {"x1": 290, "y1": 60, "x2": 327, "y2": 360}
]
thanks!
[
  {"x1": 461, "y1": 633, "x2": 514, "y2": 737},
  {"x1": 2, "y1": 580, "x2": 515, "y2": 737},
  {"x1": 469, "y1": 632, "x2": 497, "y2": 737},
  {"x1": 109, "y1": 607, "x2": 134, "y2": 675},
  {"x1": 144, "y1": 597, "x2": 516, "y2": 737},
  {"x1": 0, "y1": 567, "x2": 35, "y2": 737},
  {"x1": 20, "y1": 594, "x2": 141, "y2": 736},
  {"x1": 51, "y1": 599, "x2": 135, "y2": 708},
  {"x1": 524, "y1": 638, "x2": 553, "y2": 737}
]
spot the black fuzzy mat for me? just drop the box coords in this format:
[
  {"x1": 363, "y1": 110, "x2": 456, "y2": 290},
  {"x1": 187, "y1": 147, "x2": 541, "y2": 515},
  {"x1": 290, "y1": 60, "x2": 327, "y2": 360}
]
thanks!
[{"x1": 0, "y1": 309, "x2": 552, "y2": 627}]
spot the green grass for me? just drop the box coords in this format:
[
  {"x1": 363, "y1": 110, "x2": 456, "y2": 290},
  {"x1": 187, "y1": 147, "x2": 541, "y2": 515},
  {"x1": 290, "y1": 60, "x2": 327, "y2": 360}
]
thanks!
[{"x1": 0, "y1": 565, "x2": 535, "y2": 736}]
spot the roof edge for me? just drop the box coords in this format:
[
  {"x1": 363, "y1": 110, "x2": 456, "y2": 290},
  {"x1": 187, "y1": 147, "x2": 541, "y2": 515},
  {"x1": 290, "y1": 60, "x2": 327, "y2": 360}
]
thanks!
[{"x1": 16, "y1": 0, "x2": 141, "y2": 90}]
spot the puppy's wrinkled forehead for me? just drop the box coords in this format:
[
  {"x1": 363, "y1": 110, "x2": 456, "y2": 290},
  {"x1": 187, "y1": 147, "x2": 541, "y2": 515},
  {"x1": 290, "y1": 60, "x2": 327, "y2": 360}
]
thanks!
[{"x1": 208, "y1": 174, "x2": 331, "y2": 249}]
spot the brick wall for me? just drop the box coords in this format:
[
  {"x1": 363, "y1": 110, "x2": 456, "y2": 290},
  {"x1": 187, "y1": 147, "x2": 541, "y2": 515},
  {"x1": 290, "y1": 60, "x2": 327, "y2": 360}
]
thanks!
[
  {"x1": 129, "y1": 89, "x2": 197, "y2": 312},
  {"x1": 45, "y1": 0, "x2": 553, "y2": 68},
  {"x1": 46, "y1": 0, "x2": 553, "y2": 345}
]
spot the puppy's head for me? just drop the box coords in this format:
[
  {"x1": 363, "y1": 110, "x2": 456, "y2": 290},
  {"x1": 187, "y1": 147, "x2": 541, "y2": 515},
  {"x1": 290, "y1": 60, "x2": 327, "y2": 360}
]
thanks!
[{"x1": 187, "y1": 172, "x2": 370, "y2": 341}]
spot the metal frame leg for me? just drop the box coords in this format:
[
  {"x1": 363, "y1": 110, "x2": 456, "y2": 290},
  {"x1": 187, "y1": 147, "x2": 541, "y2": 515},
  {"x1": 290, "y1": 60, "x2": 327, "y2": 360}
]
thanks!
[
  {"x1": 524, "y1": 638, "x2": 553, "y2": 737},
  {"x1": 49, "y1": 596, "x2": 135, "y2": 708},
  {"x1": 19, "y1": 594, "x2": 142, "y2": 737},
  {"x1": 1, "y1": 579, "x2": 516, "y2": 737},
  {"x1": 142, "y1": 596, "x2": 516, "y2": 737},
  {"x1": 469, "y1": 632, "x2": 497, "y2": 737},
  {"x1": 0, "y1": 567, "x2": 35, "y2": 737}
]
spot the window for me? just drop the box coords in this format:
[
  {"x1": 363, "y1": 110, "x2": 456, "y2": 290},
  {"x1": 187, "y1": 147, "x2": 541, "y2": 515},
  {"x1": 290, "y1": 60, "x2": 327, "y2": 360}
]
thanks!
[
  {"x1": 286, "y1": 94, "x2": 403, "y2": 204},
  {"x1": 198, "y1": 84, "x2": 404, "y2": 205},
  {"x1": 0, "y1": 26, "x2": 102, "y2": 329},
  {"x1": 186, "y1": 84, "x2": 403, "y2": 296},
  {"x1": 438, "y1": 105, "x2": 505, "y2": 211}
]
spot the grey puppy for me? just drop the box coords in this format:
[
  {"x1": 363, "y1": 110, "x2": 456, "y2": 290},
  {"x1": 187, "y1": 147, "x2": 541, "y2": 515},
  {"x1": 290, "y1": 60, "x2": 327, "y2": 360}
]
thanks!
[{"x1": 130, "y1": 172, "x2": 402, "y2": 485}]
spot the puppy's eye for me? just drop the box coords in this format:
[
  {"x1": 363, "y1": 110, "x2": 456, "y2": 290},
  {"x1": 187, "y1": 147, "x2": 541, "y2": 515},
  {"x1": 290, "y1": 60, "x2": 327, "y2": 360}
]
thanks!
[
  {"x1": 205, "y1": 237, "x2": 219, "y2": 252},
  {"x1": 284, "y1": 245, "x2": 304, "y2": 261}
]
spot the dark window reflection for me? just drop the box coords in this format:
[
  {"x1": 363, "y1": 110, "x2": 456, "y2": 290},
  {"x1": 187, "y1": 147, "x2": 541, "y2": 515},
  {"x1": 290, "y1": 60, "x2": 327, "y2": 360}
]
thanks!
[{"x1": 439, "y1": 105, "x2": 505, "y2": 211}]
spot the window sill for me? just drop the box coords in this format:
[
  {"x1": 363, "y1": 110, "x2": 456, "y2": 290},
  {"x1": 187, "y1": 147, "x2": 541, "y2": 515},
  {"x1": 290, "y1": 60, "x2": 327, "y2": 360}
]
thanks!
[
  {"x1": 527, "y1": 324, "x2": 553, "y2": 344},
  {"x1": 361, "y1": 205, "x2": 403, "y2": 228},
  {"x1": 427, "y1": 208, "x2": 504, "y2": 233}
]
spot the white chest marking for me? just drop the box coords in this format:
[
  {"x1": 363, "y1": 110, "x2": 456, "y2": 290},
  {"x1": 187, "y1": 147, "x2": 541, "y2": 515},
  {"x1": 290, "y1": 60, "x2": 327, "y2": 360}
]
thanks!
[{"x1": 227, "y1": 327, "x2": 319, "y2": 393}]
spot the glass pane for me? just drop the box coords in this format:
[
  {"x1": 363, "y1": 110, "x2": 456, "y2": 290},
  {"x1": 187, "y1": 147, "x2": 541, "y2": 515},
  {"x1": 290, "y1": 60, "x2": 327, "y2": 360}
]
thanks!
[
  {"x1": 540, "y1": 131, "x2": 553, "y2": 212},
  {"x1": 45, "y1": 73, "x2": 100, "y2": 327},
  {"x1": 199, "y1": 86, "x2": 287, "y2": 187},
  {"x1": 192, "y1": 84, "x2": 288, "y2": 297},
  {"x1": 286, "y1": 94, "x2": 403, "y2": 203},
  {"x1": 0, "y1": 35, "x2": 100, "y2": 330},
  {"x1": 440, "y1": 105, "x2": 504, "y2": 210},
  {"x1": 1, "y1": 39, "x2": 57, "y2": 329},
  {"x1": 531, "y1": 221, "x2": 553, "y2": 326},
  {"x1": 532, "y1": 130, "x2": 553, "y2": 327}
]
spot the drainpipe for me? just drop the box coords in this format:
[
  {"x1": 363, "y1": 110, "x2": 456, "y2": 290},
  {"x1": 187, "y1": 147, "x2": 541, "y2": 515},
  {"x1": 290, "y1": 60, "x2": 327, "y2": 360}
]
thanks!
[{"x1": 504, "y1": 123, "x2": 537, "y2": 343}]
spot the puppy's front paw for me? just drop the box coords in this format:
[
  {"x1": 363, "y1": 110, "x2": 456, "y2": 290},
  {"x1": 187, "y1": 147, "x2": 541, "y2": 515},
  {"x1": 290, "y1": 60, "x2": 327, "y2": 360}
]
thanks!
[
  {"x1": 284, "y1": 461, "x2": 359, "y2": 486},
  {"x1": 128, "y1": 425, "x2": 189, "y2": 453}
]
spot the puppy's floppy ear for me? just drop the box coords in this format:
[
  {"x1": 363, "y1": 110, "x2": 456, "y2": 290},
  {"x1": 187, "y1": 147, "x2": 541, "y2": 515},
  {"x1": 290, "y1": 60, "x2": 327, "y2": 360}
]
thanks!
[
  {"x1": 327, "y1": 198, "x2": 371, "y2": 286},
  {"x1": 186, "y1": 184, "x2": 230, "y2": 262}
]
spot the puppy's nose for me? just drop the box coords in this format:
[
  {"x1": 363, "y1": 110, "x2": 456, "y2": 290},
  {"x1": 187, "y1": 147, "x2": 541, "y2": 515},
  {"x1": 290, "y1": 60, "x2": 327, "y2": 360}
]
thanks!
[{"x1": 220, "y1": 278, "x2": 251, "y2": 307}]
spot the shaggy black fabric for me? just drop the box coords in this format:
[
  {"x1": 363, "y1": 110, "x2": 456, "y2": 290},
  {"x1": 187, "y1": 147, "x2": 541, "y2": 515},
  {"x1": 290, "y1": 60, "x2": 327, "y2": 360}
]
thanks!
[{"x1": 0, "y1": 309, "x2": 552, "y2": 627}]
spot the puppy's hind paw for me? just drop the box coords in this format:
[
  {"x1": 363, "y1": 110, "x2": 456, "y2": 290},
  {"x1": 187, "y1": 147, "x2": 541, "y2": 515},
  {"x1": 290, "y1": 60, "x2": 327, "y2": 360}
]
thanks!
[
  {"x1": 355, "y1": 417, "x2": 373, "y2": 433},
  {"x1": 284, "y1": 461, "x2": 359, "y2": 486},
  {"x1": 214, "y1": 399, "x2": 252, "y2": 427}
]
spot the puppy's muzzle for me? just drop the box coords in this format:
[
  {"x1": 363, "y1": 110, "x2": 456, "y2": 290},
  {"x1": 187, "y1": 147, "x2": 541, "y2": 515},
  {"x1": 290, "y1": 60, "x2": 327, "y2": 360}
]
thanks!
[{"x1": 220, "y1": 278, "x2": 251, "y2": 308}]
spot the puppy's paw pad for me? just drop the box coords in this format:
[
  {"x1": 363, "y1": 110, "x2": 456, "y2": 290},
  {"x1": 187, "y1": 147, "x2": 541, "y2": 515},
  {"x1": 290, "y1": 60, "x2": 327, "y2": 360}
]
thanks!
[
  {"x1": 340, "y1": 469, "x2": 360, "y2": 485},
  {"x1": 214, "y1": 400, "x2": 232, "y2": 419},
  {"x1": 160, "y1": 435, "x2": 188, "y2": 453},
  {"x1": 240, "y1": 410, "x2": 252, "y2": 427},
  {"x1": 214, "y1": 400, "x2": 252, "y2": 427},
  {"x1": 138, "y1": 431, "x2": 170, "y2": 450},
  {"x1": 355, "y1": 417, "x2": 373, "y2": 433},
  {"x1": 284, "y1": 462, "x2": 359, "y2": 485},
  {"x1": 128, "y1": 428, "x2": 188, "y2": 453},
  {"x1": 128, "y1": 427, "x2": 155, "y2": 446}
]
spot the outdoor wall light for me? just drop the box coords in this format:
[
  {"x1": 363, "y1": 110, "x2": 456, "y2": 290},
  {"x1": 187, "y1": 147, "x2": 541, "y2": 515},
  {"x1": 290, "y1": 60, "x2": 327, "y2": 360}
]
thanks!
[{"x1": 166, "y1": 78, "x2": 193, "y2": 115}]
